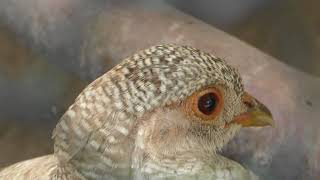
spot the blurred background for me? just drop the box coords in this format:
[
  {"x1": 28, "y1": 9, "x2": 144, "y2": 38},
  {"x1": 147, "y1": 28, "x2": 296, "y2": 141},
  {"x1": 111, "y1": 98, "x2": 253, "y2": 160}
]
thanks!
[
  {"x1": 0, "y1": 0, "x2": 319, "y2": 179},
  {"x1": 170, "y1": 0, "x2": 320, "y2": 77}
]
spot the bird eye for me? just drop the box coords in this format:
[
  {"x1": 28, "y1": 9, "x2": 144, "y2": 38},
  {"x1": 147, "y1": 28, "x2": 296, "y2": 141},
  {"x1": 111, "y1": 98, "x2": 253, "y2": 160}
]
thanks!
[
  {"x1": 184, "y1": 87, "x2": 224, "y2": 122},
  {"x1": 198, "y1": 93, "x2": 218, "y2": 115}
]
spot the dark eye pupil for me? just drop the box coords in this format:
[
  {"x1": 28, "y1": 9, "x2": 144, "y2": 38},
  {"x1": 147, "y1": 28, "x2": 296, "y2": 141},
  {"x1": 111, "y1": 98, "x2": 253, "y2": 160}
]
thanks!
[{"x1": 198, "y1": 93, "x2": 217, "y2": 115}]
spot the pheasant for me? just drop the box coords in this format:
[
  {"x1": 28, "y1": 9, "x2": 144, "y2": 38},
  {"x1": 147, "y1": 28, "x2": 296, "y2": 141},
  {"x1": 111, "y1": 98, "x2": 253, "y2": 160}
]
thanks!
[{"x1": 0, "y1": 44, "x2": 274, "y2": 180}]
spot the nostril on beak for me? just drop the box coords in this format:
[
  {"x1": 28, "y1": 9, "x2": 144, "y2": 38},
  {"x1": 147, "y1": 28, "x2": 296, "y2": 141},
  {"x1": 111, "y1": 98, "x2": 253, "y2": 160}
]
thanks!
[
  {"x1": 242, "y1": 92, "x2": 255, "y2": 108},
  {"x1": 244, "y1": 99, "x2": 255, "y2": 108}
]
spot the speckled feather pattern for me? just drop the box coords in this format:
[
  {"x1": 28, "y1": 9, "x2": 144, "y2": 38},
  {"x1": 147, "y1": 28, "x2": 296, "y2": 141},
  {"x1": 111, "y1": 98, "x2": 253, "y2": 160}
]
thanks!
[{"x1": 0, "y1": 44, "x2": 254, "y2": 180}]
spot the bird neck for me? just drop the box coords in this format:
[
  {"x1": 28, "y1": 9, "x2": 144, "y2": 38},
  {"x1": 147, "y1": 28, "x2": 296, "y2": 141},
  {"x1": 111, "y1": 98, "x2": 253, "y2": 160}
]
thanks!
[
  {"x1": 131, "y1": 146, "x2": 242, "y2": 177},
  {"x1": 132, "y1": 126, "x2": 231, "y2": 176}
]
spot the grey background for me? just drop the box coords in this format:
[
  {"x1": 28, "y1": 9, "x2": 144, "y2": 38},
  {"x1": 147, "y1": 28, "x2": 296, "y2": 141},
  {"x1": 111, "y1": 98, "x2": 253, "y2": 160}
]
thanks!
[{"x1": 0, "y1": 0, "x2": 319, "y2": 179}]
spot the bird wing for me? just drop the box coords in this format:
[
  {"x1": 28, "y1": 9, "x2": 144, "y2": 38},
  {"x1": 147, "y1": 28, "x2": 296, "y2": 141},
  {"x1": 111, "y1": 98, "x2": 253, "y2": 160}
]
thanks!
[
  {"x1": 138, "y1": 165, "x2": 258, "y2": 180},
  {"x1": 0, "y1": 155, "x2": 57, "y2": 180}
]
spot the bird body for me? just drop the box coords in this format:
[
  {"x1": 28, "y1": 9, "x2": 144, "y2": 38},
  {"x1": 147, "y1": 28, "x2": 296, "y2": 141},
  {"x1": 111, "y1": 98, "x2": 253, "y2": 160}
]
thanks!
[
  {"x1": 0, "y1": 154, "x2": 257, "y2": 180},
  {"x1": 0, "y1": 44, "x2": 273, "y2": 180}
]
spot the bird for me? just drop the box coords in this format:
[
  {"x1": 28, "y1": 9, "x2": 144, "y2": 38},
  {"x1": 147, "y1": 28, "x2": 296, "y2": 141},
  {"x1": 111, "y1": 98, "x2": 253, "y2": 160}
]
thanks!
[{"x1": 0, "y1": 44, "x2": 274, "y2": 180}]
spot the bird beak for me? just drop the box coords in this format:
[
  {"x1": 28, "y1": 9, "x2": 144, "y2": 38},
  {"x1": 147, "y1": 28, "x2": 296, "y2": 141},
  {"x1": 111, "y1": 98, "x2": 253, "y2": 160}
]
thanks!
[{"x1": 227, "y1": 92, "x2": 275, "y2": 127}]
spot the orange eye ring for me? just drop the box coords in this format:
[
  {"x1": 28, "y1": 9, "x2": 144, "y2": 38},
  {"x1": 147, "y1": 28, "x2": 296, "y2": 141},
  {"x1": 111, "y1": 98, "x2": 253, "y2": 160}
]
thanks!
[{"x1": 184, "y1": 86, "x2": 224, "y2": 122}]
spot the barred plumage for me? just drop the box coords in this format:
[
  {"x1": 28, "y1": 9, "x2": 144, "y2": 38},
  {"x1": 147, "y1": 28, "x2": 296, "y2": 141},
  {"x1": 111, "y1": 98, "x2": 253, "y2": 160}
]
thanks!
[{"x1": 0, "y1": 44, "x2": 273, "y2": 180}]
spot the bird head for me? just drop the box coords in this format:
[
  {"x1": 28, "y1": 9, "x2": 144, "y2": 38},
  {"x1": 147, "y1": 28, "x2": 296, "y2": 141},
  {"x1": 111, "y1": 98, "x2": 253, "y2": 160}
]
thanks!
[
  {"x1": 133, "y1": 46, "x2": 274, "y2": 163},
  {"x1": 53, "y1": 44, "x2": 274, "y2": 178}
]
